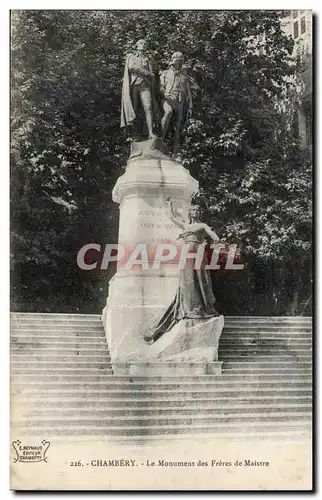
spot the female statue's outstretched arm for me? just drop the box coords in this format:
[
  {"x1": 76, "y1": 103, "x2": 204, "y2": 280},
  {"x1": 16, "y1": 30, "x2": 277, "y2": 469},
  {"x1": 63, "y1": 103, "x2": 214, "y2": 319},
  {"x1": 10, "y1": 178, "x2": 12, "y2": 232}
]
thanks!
[
  {"x1": 204, "y1": 224, "x2": 220, "y2": 243},
  {"x1": 166, "y1": 198, "x2": 187, "y2": 230}
]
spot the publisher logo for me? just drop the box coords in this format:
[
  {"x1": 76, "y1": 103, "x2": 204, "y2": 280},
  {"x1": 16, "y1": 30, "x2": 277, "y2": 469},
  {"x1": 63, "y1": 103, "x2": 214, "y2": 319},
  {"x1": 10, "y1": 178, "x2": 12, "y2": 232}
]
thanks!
[{"x1": 12, "y1": 439, "x2": 50, "y2": 463}]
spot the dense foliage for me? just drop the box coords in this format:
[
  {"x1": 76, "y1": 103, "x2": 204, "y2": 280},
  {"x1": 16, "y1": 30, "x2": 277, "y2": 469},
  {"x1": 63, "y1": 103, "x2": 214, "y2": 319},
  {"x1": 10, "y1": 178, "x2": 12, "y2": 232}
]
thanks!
[{"x1": 11, "y1": 10, "x2": 312, "y2": 314}]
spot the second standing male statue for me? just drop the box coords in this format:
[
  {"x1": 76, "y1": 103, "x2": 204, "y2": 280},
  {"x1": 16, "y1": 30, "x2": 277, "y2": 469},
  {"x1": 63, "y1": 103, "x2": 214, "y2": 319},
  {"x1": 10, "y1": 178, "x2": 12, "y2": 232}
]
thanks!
[{"x1": 160, "y1": 52, "x2": 192, "y2": 155}]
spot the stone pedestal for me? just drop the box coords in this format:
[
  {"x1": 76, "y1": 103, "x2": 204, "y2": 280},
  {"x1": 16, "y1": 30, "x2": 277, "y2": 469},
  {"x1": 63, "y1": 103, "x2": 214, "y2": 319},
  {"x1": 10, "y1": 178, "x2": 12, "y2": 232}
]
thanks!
[
  {"x1": 104, "y1": 147, "x2": 199, "y2": 365},
  {"x1": 103, "y1": 139, "x2": 225, "y2": 376}
]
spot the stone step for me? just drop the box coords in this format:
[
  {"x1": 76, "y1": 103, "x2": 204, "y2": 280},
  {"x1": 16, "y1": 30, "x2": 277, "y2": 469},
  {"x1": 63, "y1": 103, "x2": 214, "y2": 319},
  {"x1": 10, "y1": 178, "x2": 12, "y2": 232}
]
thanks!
[
  {"x1": 11, "y1": 386, "x2": 311, "y2": 399},
  {"x1": 222, "y1": 330, "x2": 312, "y2": 335},
  {"x1": 10, "y1": 312, "x2": 311, "y2": 318},
  {"x1": 10, "y1": 328, "x2": 102, "y2": 334},
  {"x1": 11, "y1": 332, "x2": 105, "y2": 339},
  {"x1": 11, "y1": 319, "x2": 312, "y2": 326},
  {"x1": 222, "y1": 326, "x2": 312, "y2": 333},
  {"x1": 222, "y1": 361, "x2": 311, "y2": 369},
  {"x1": 11, "y1": 341, "x2": 312, "y2": 354},
  {"x1": 10, "y1": 338, "x2": 109, "y2": 347},
  {"x1": 11, "y1": 344, "x2": 311, "y2": 355},
  {"x1": 11, "y1": 356, "x2": 111, "y2": 370},
  {"x1": 10, "y1": 363, "x2": 309, "y2": 373},
  {"x1": 222, "y1": 335, "x2": 312, "y2": 342},
  {"x1": 10, "y1": 361, "x2": 312, "y2": 373},
  {"x1": 10, "y1": 314, "x2": 312, "y2": 324},
  {"x1": 11, "y1": 372, "x2": 312, "y2": 384},
  {"x1": 12, "y1": 411, "x2": 312, "y2": 428},
  {"x1": 222, "y1": 346, "x2": 312, "y2": 351},
  {"x1": 226, "y1": 326, "x2": 312, "y2": 331},
  {"x1": 11, "y1": 368, "x2": 310, "y2": 378},
  {"x1": 11, "y1": 330, "x2": 312, "y2": 345},
  {"x1": 11, "y1": 373, "x2": 311, "y2": 384},
  {"x1": 11, "y1": 370, "x2": 311, "y2": 379},
  {"x1": 11, "y1": 323, "x2": 312, "y2": 332},
  {"x1": 220, "y1": 360, "x2": 311, "y2": 366},
  {"x1": 10, "y1": 355, "x2": 312, "y2": 365},
  {"x1": 220, "y1": 338, "x2": 312, "y2": 344},
  {"x1": 10, "y1": 324, "x2": 104, "y2": 331},
  {"x1": 10, "y1": 313, "x2": 102, "y2": 320},
  {"x1": 224, "y1": 318, "x2": 312, "y2": 323},
  {"x1": 10, "y1": 367, "x2": 114, "y2": 374},
  {"x1": 11, "y1": 327, "x2": 105, "y2": 334},
  {"x1": 12, "y1": 429, "x2": 311, "y2": 440},
  {"x1": 220, "y1": 354, "x2": 313, "y2": 360},
  {"x1": 11, "y1": 387, "x2": 311, "y2": 398},
  {"x1": 223, "y1": 352, "x2": 312, "y2": 359},
  {"x1": 219, "y1": 348, "x2": 312, "y2": 353},
  {"x1": 10, "y1": 348, "x2": 304, "y2": 358},
  {"x1": 11, "y1": 326, "x2": 312, "y2": 340},
  {"x1": 11, "y1": 354, "x2": 112, "y2": 363},
  {"x1": 17, "y1": 403, "x2": 312, "y2": 418},
  {"x1": 223, "y1": 325, "x2": 312, "y2": 329},
  {"x1": 10, "y1": 353, "x2": 311, "y2": 364},
  {"x1": 11, "y1": 347, "x2": 111, "y2": 356},
  {"x1": 221, "y1": 368, "x2": 311, "y2": 375},
  {"x1": 219, "y1": 354, "x2": 312, "y2": 360},
  {"x1": 10, "y1": 373, "x2": 311, "y2": 383},
  {"x1": 222, "y1": 359, "x2": 312, "y2": 366},
  {"x1": 11, "y1": 337, "x2": 312, "y2": 351},
  {"x1": 13, "y1": 395, "x2": 312, "y2": 408},
  {"x1": 11, "y1": 350, "x2": 310, "y2": 359},
  {"x1": 11, "y1": 379, "x2": 311, "y2": 392},
  {"x1": 11, "y1": 420, "x2": 311, "y2": 437}
]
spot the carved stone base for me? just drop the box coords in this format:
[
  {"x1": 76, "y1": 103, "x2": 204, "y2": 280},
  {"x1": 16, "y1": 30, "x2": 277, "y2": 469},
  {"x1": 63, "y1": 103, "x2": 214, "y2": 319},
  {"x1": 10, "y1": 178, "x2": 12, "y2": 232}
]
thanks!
[
  {"x1": 111, "y1": 315, "x2": 224, "y2": 376},
  {"x1": 149, "y1": 315, "x2": 224, "y2": 362}
]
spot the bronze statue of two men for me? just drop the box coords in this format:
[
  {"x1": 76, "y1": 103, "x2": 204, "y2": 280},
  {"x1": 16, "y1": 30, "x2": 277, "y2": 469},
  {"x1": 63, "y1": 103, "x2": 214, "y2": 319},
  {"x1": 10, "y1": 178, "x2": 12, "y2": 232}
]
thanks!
[{"x1": 121, "y1": 39, "x2": 192, "y2": 157}]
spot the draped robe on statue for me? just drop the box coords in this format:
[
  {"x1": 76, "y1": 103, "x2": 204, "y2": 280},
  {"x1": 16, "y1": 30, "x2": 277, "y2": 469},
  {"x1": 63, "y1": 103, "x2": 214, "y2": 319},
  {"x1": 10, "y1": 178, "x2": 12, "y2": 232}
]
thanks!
[{"x1": 144, "y1": 223, "x2": 219, "y2": 343}]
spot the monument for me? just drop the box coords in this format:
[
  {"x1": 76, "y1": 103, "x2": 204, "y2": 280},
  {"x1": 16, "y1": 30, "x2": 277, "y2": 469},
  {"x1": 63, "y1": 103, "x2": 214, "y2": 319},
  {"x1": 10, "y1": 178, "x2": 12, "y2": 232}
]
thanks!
[{"x1": 103, "y1": 41, "x2": 224, "y2": 375}]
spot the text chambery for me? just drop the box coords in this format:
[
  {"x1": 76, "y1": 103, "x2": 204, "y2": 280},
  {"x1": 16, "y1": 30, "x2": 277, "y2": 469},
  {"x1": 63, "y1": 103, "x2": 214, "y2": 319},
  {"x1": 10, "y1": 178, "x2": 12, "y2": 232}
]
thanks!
[{"x1": 88, "y1": 458, "x2": 270, "y2": 467}]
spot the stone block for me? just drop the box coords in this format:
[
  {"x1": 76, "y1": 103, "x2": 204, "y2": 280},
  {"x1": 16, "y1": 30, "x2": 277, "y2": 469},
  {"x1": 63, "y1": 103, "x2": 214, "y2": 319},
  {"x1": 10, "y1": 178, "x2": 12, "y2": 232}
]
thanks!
[{"x1": 129, "y1": 362, "x2": 207, "y2": 376}]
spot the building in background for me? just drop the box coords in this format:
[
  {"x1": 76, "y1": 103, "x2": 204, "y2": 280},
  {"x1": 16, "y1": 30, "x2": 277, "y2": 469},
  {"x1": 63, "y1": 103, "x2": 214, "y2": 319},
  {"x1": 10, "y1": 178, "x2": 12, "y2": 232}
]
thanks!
[
  {"x1": 283, "y1": 10, "x2": 312, "y2": 53},
  {"x1": 282, "y1": 10, "x2": 312, "y2": 149}
]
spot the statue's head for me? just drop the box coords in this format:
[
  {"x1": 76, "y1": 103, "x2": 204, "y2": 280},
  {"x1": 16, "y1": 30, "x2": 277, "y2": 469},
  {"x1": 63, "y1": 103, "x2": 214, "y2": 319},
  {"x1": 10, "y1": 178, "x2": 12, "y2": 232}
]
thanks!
[
  {"x1": 170, "y1": 51, "x2": 184, "y2": 69},
  {"x1": 188, "y1": 204, "x2": 201, "y2": 222},
  {"x1": 135, "y1": 39, "x2": 148, "y2": 52}
]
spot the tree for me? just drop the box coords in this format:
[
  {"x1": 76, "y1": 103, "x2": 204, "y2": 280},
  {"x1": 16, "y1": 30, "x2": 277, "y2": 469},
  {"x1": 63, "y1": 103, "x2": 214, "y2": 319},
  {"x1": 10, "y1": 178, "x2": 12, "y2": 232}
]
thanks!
[{"x1": 10, "y1": 10, "x2": 312, "y2": 314}]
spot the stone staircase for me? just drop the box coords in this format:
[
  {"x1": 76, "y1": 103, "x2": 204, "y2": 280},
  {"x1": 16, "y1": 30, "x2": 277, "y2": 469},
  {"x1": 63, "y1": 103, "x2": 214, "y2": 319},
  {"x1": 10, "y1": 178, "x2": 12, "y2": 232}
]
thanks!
[{"x1": 10, "y1": 313, "x2": 312, "y2": 441}]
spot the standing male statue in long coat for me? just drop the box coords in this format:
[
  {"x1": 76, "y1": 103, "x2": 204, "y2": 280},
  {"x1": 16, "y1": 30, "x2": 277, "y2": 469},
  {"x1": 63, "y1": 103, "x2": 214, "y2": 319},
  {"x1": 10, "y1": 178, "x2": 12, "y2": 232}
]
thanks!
[
  {"x1": 121, "y1": 39, "x2": 159, "y2": 140},
  {"x1": 160, "y1": 52, "x2": 192, "y2": 155}
]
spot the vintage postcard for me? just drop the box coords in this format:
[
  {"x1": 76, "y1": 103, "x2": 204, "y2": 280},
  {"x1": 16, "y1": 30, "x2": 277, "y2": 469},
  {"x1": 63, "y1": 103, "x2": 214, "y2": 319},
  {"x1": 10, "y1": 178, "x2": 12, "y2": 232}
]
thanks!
[{"x1": 10, "y1": 9, "x2": 313, "y2": 491}]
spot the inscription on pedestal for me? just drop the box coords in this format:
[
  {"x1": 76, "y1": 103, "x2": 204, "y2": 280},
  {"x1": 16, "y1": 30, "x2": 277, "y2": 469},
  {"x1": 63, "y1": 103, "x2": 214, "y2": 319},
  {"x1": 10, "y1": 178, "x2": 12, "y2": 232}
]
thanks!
[{"x1": 119, "y1": 202, "x2": 185, "y2": 248}]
